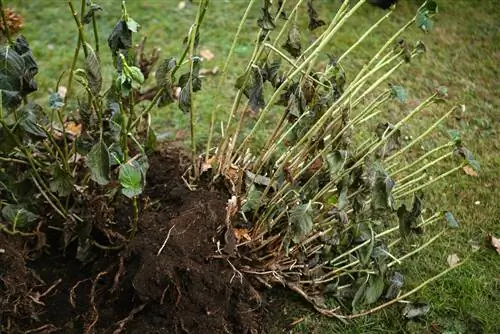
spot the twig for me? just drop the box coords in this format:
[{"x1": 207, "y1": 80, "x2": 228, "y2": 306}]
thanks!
[{"x1": 157, "y1": 224, "x2": 176, "y2": 256}]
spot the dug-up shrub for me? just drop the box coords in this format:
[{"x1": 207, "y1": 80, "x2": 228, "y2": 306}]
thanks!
[{"x1": 0, "y1": 0, "x2": 479, "y2": 320}]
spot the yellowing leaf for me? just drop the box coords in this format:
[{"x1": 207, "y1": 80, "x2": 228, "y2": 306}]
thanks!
[
  {"x1": 200, "y1": 48, "x2": 215, "y2": 61},
  {"x1": 64, "y1": 121, "x2": 82, "y2": 137},
  {"x1": 447, "y1": 253, "x2": 460, "y2": 267},
  {"x1": 487, "y1": 234, "x2": 500, "y2": 254},
  {"x1": 233, "y1": 228, "x2": 251, "y2": 242},
  {"x1": 462, "y1": 165, "x2": 478, "y2": 177}
]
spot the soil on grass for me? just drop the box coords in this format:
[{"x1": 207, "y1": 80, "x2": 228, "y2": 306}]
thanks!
[{"x1": 0, "y1": 145, "x2": 294, "y2": 334}]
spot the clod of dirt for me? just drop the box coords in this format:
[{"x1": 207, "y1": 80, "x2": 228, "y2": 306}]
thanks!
[{"x1": 0, "y1": 146, "x2": 275, "y2": 334}]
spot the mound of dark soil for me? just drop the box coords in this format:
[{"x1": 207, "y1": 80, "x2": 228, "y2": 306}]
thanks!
[{"x1": 0, "y1": 146, "x2": 289, "y2": 334}]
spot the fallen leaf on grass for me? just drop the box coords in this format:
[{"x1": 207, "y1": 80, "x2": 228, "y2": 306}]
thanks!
[
  {"x1": 462, "y1": 165, "x2": 478, "y2": 177},
  {"x1": 447, "y1": 253, "x2": 460, "y2": 267},
  {"x1": 402, "y1": 302, "x2": 430, "y2": 319},
  {"x1": 200, "y1": 48, "x2": 215, "y2": 61},
  {"x1": 487, "y1": 234, "x2": 500, "y2": 254},
  {"x1": 199, "y1": 66, "x2": 219, "y2": 76}
]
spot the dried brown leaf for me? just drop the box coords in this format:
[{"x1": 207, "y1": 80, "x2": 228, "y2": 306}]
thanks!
[
  {"x1": 487, "y1": 234, "x2": 500, "y2": 254},
  {"x1": 447, "y1": 253, "x2": 460, "y2": 267},
  {"x1": 200, "y1": 48, "x2": 215, "y2": 61},
  {"x1": 462, "y1": 165, "x2": 478, "y2": 177}
]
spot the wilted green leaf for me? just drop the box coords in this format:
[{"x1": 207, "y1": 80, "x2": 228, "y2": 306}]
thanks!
[
  {"x1": 49, "y1": 92, "x2": 64, "y2": 109},
  {"x1": 257, "y1": 1, "x2": 276, "y2": 31},
  {"x1": 364, "y1": 275, "x2": 385, "y2": 305},
  {"x1": 178, "y1": 80, "x2": 191, "y2": 113},
  {"x1": 156, "y1": 57, "x2": 177, "y2": 107},
  {"x1": 85, "y1": 46, "x2": 102, "y2": 95},
  {"x1": 86, "y1": 141, "x2": 110, "y2": 185},
  {"x1": 325, "y1": 150, "x2": 347, "y2": 180},
  {"x1": 146, "y1": 127, "x2": 157, "y2": 152},
  {"x1": 416, "y1": 1, "x2": 438, "y2": 32},
  {"x1": 108, "y1": 20, "x2": 132, "y2": 54},
  {"x1": 282, "y1": 25, "x2": 302, "y2": 58},
  {"x1": 403, "y1": 302, "x2": 430, "y2": 319},
  {"x1": 18, "y1": 103, "x2": 47, "y2": 138},
  {"x1": 389, "y1": 84, "x2": 407, "y2": 103},
  {"x1": 241, "y1": 185, "x2": 263, "y2": 213},
  {"x1": 397, "y1": 193, "x2": 424, "y2": 237},
  {"x1": 82, "y1": 3, "x2": 103, "y2": 25},
  {"x1": 385, "y1": 272, "x2": 404, "y2": 299},
  {"x1": 371, "y1": 166, "x2": 395, "y2": 212},
  {"x1": 1, "y1": 204, "x2": 38, "y2": 230},
  {"x1": 119, "y1": 163, "x2": 143, "y2": 198},
  {"x1": 307, "y1": 0, "x2": 326, "y2": 31},
  {"x1": 454, "y1": 146, "x2": 481, "y2": 173},
  {"x1": 375, "y1": 123, "x2": 401, "y2": 158},
  {"x1": 352, "y1": 277, "x2": 368, "y2": 313},
  {"x1": 289, "y1": 201, "x2": 314, "y2": 243},
  {"x1": 0, "y1": 37, "x2": 38, "y2": 110},
  {"x1": 444, "y1": 211, "x2": 459, "y2": 228},
  {"x1": 126, "y1": 17, "x2": 140, "y2": 32},
  {"x1": 50, "y1": 164, "x2": 74, "y2": 196}
]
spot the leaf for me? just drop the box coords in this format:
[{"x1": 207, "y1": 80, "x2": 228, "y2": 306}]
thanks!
[
  {"x1": 1, "y1": 204, "x2": 38, "y2": 229},
  {"x1": 307, "y1": 0, "x2": 326, "y2": 31},
  {"x1": 375, "y1": 123, "x2": 401, "y2": 158},
  {"x1": 86, "y1": 141, "x2": 110, "y2": 185},
  {"x1": 364, "y1": 276, "x2": 385, "y2": 305},
  {"x1": 325, "y1": 151, "x2": 347, "y2": 181},
  {"x1": 85, "y1": 46, "x2": 102, "y2": 95},
  {"x1": 50, "y1": 164, "x2": 74, "y2": 197},
  {"x1": 257, "y1": 2, "x2": 276, "y2": 31},
  {"x1": 447, "y1": 253, "x2": 460, "y2": 267},
  {"x1": 385, "y1": 272, "x2": 404, "y2": 299},
  {"x1": 289, "y1": 201, "x2": 314, "y2": 243},
  {"x1": 416, "y1": 1, "x2": 438, "y2": 32},
  {"x1": 82, "y1": 3, "x2": 103, "y2": 24},
  {"x1": 487, "y1": 234, "x2": 500, "y2": 254},
  {"x1": 241, "y1": 67, "x2": 265, "y2": 113},
  {"x1": 119, "y1": 163, "x2": 143, "y2": 198},
  {"x1": 156, "y1": 57, "x2": 177, "y2": 107},
  {"x1": 462, "y1": 165, "x2": 478, "y2": 177},
  {"x1": 48, "y1": 91, "x2": 64, "y2": 109},
  {"x1": 389, "y1": 84, "x2": 407, "y2": 103},
  {"x1": 454, "y1": 146, "x2": 481, "y2": 173},
  {"x1": 444, "y1": 211, "x2": 459, "y2": 228},
  {"x1": 241, "y1": 185, "x2": 263, "y2": 213},
  {"x1": 18, "y1": 103, "x2": 47, "y2": 138},
  {"x1": 397, "y1": 193, "x2": 424, "y2": 237},
  {"x1": 178, "y1": 80, "x2": 192, "y2": 113},
  {"x1": 352, "y1": 278, "x2": 368, "y2": 313},
  {"x1": 146, "y1": 127, "x2": 157, "y2": 152},
  {"x1": 282, "y1": 25, "x2": 301, "y2": 58},
  {"x1": 64, "y1": 121, "x2": 82, "y2": 137},
  {"x1": 371, "y1": 166, "x2": 395, "y2": 212},
  {"x1": 200, "y1": 48, "x2": 215, "y2": 61},
  {"x1": 0, "y1": 37, "x2": 38, "y2": 110},
  {"x1": 125, "y1": 65, "x2": 145, "y2": 89},
  {"x1": 403, "y1": 302, "x2": 430, "y2": 319},
  {"x1": 108, "y1": 20, "x2": 132, "y2": 54},
  {"x1": 126, "y1": 17, "x2": 140, "y2": 32}
]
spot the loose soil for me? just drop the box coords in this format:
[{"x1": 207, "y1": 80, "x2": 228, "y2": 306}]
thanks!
[{"x1": 0, "y1": 145, "x2": 296, "y2": 334}]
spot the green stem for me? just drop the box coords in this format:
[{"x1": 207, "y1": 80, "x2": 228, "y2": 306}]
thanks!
[{"x1": 395, "y1": 163, "x2": 465, "y2": 199}]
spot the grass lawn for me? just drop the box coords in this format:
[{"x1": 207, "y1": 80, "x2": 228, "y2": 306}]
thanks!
[{"x1": 11, "y1": 0, "x2": 500, "y2": 333}]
